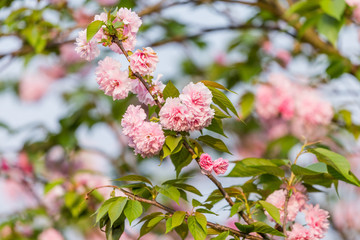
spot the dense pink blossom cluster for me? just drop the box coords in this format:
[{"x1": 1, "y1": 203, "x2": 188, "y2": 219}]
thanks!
[
  {"x1": 159, "y1": 82, "x2": 214, "y2": 132},
  {"x1": 95, "y1": 57, "x2": 131, "y2": 100},
  {"x1": 255, "y1": 73, "x2": 333, "y2": 139},
  {"x1": 199, "y1": 153, "x2": 229, "y2": 175},
  {"x1": 265, "y1": 184, "x2": 329, "y2": 240},
  {"x1": 75, "y1": 30, "x2": 100, "y2": 61},
  {"x1": 131, "y1": 74, "x2": 165, "y2": 106},
  {"x1": 121, "y1": 105, "x2": 165, "y2": 157},
  {"x1": 130, "y1": 47, "x2": 159, "y2": 75},
  {"x1": 75, "y1": 8, "x2": 142, "y2": 60}
]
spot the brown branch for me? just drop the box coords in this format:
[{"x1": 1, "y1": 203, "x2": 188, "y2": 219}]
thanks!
[
  {"x1": 282, "y1": 189, "x2": 290, "y2": 239},
  {"x1": 225, "y1": 0, "x2": 360, "y2": 76},
  {"x1": 86, "y1": 185, "x2": 263, "y2": 240},
  {"x1": 149, "y1": 24, "x2": 296, "y2": 47},
  {"x1": 111, "y1": 37, "x2": 162, "y2": 109}
]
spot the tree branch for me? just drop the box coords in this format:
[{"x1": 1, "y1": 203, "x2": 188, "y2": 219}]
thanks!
[
  {"x1": 149, "y1": 24, "x2": 296, "y2": 47},
  {"x1": 86, "y1": 185, "x2": 264, "y2": 240}
]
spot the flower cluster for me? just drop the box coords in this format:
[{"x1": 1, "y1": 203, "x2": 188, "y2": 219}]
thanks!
[
  {"x1": 121, "y1": 105, "x2": 165, "y2": 157},
  {"x1": 199, "y1": 153, "x2": 229, "y2": 175},
  {"x1": 265, "y1": 183, "x2": 329, "y2": 240},
  {"x1": 95, "y1": 56, "x2": 131, "y2": 100},
  {"x1": 75, "y1": 8, "x2": 142, "y2": 61},
  {"x1": 255, "y1": 73, "x2": 333, "y2": 139},
  {"x1": 159, "y1": 82, "x2": 215, "y2": 132},
  {"x1": 130, "y1": 47, "x2": 159, "y2": 75}
]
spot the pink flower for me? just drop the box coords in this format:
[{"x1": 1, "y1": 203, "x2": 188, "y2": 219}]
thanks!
[
  {"x1": 346, "y1": 0, "x2": 360, "y2": 6},
  {"x1": 159, "y1": 97, "x2": 194, "y2": 132},
  {"x1": 262, "y1": 40, "x2": 273, "y2": 54},
  {"x1": 38, "y1": 228, "x2": 64, "y2": 240},
  {"x1": 287, "y1": 223, "x2": 313, "y2": 240},
  {"x1": 213, "y1": 158, "x2": 229, "y2": 175},
  {"x1": 131, "y1": 74, "x2": 165, "y2": 106},
  {"x1": 179, "y1": 82, "x2": 214, "y2": 130},
  {"x1": 95, "y1": 57, "x2": 131, "y2": 100},
  {"x1": 60, "y1": 43, "x2": 82, "y2": 64},
  {"x1": 96, "y1": 0, "x2": 118, "y2": 5},
  {"x1": 132, "y1": 121, "x2": 165, "y2": 157},
  {"x1": 276, "y1": 49, "x2": 291, "y2": 66},
  {"x1": 255, "y1": 73, "x2": 295, "y2": 120},
  {"x1": 72, "y1": 8, "x2": 93, "y2": 27},
  {"x1": 180, "y1": 82, "x2": 213, "y2": 109},
  {"x1": 75, "y1": 30, "x2": 100, "y2": 61},
  {"x1": 19, "y1": 72, "x2": 52, "y2": 102},
  {"x1": 39, "y1": 65, "x2": 66, "y2": 80},
  {"x1": 199, "y1": 153, "x2": 213, "y2": 172},
  {"x1": 117, "y1": 8, "x2": 142, "y2": 33},
  {"x1": 17, "y1": 152, "x2": 33, "y2": 175},
  {"x1": 130, "y1": 47, "x2": 159, "y2": 75},
  {"x1": 303, "y1": 204, "x2": 329, "y2": 239},
  {"x1": 121, "y1": 105, "x2": 147, "y2": 139},
  {"x1": 295, "y1": 88, "x2": 333, "y2": 126},
  {"x1": 265, "y1": 186, "x2": 308, "y2": 222},
  {"x1": 189, "y1": 106, "x2": 214, "y2": 131}
]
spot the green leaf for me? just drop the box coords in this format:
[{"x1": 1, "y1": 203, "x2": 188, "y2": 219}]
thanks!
[
  {"x1": 258, "y1": 201, "x2": 281, "y2": 225},
  {"x1": 211, "y1": 105, "x2": 231, "y2": 119},
  {"x1": 105, "y1": 219, "x2": 125, "y2": 240},
  {"x1": 173, "y1": 183, "x2": 203, "y2": 196},
  {"x1": 171, "y1": 147, "x2": 193, "y2": 177},
  {"x1": 317, "y1": 14, "x2": 343, "y2": 46},
  {"x1": 320, "y1": 0, "x2": 346, "y2": 20},
  {"x1": 287, "y1": 0, "x2": 320, "y2": 14},
  {"x1": 109, "y1": 197, "x2": 127, "y2": 227},
  {"x1": 195, "y1": 212, "x2": 207, "y2": 232},
  {"x1": 235, "y1": 222, "x2": 284, "y2": 236},
  {"x1": 209, "y1": 87, "x2": 238, "y2": 117},
  {"x1": 211, "y1": 231, "x2": 229, "y2": 240},
  {"x1": 87, "y1": 20, "x2": 104, "y2": 42},
  {"x1": 291, "y1": 162, "x2": 328, "y2": 176},
  {"x1": 192, "y1": 199, "x2": 203, "y2": 207},
  {"x1": 163, "y1": 81, "x2": 180, "y2": 100},
  {"x1": 205, "y1": 118, "x2": 227, "y2": 137},
  {"x1": 175, "y1": 223, "x2": 189, "y2": 240},
  {"x1": 228, "y1": 158, "x2": 285, "y2": 177},
  {"x1": 240, "y1": 92, "x2": 255, "y2": 119},
  {"x1": 195, "y1": 208, "x2": 218, "y2": 215},
  {"x1": 200, "y1": 80, "x2": 236, "y2": 94},
  {"x1": 140, "y1": 216, "x2": 164, "y2": 238},
  {"x1": 124, "y1": 200, "x2": 143, "y2": 225},
  {"x1": 234, "y1": 222, "x2": 254, "y2": 234},
  {"x1": 198, "y1": 135, "x2": 231, "y2": 154},
  {"x1": 96, "y1": 197, "x2": 119, "y2": 223},
  {"x1": 309, "y1": 148, "x2": 360, "y2": 186},
  {"x1": 115, "y1": 175, "x2": 153, "y2": 186},
  {"x1": 230, "y1": 202, "x2": 245, "y2": 217},
  {"x1": 170, "y1": 211, "x2": 186, "y2": 231},
  {"x1": 188, "y1": 215, "x2": 207, "y2": 240},
  {"x1": 44, "y1": 179, "x2": 64, "y2": 194},
  {"x1": 166, "y1": 135, "x2": 182, "y2": 152},
  {"x1": 157, "y1": 185, "x2": 180, "y2": 204}
]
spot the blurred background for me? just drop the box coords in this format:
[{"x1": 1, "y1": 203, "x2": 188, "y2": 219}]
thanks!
[{"x1": 0, "y1": 0, "x2": 360, "y2": 239}]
